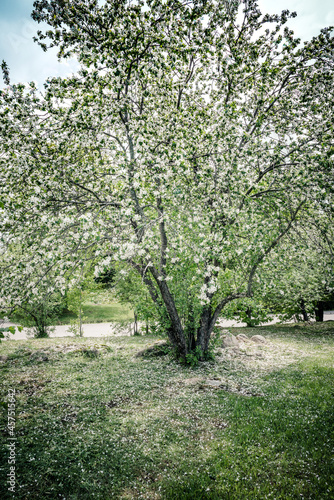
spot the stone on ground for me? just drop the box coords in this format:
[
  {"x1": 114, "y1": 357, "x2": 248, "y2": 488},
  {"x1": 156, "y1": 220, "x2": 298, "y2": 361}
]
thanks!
[
  {"x1": 236, "y1": 333, "x2": 250, "y2": 342},
  {"x1": 222, "y1": 334, "x2": 239, "y2": 348},
  {"x1": 250, "y1": 335, "x2": 267, "y2": 344}
]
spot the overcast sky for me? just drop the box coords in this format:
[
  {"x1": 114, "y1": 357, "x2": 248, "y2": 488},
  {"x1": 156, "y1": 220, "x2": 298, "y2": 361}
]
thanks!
[{"x1": 1, "y1": 0, "x2": 333, "y2": 89}]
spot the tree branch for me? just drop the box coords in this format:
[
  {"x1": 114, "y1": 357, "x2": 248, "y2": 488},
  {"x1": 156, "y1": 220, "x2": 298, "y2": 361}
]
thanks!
[{"x1": 247, "y1": 201, "x2": 306, "y2": 295}]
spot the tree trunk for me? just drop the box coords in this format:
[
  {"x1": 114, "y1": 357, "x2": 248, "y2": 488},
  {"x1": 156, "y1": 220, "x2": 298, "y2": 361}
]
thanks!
[
  {"x1": 185, "y1": 295, "x2": 196, "y2": 352},
  {"x1": 132, "y1": 262, "x2": 188, "y2": 356},
  {"x1": 245, "y1": 307, "x2": 253, "y2": 327},
  {"x1": 76, "y1": 288, "x2": 82, "y2": 337},
  {"x1": 196, "y1": 293, "x2": 248, "y2": 356},
  {"x1": 196, "y1": 306, "x2": 214, "y2": 355},
  {"x1": 134, "y1": 312, "x2": 138, "y2": 335},
  {"x1": 300, "y1": 298, "x2": 309, "y2": 322},
  {"x1": 156, "y1": 280, "x2": 188, "y2": 357},
  {"x1": 315, "y1": 301, "x2": 324, "y2": 322}
]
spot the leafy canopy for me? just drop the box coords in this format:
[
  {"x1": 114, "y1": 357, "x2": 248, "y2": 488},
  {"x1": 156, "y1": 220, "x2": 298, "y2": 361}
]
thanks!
[{"x1": 1, "y1": 0, "x2": 333, "y2": 357}]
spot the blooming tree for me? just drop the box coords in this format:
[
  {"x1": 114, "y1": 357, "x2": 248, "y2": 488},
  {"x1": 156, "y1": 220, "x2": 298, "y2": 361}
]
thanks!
[
  {"x1": 222, "y1": 177, "x2": 334, "y2": 324},
  {"x1": 257, "y1": 210, "x2": 334, "y2": 322},
  {"x1": 1, "y1": 0, "x2": 333, "y2": 359}
]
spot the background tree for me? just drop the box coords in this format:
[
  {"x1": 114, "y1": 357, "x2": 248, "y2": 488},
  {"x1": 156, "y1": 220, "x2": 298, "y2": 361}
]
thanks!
[
  {"x1": 258, "y1": 216, "x2": 334, "y2": 322},
  {"x1": 1, "y1": 0, "x2": 333, "y2": 360},
  {"x1": 222, "y1": 296, "x2": 271, "y2": 327},
  {"x1": 66, "y1": 281, "x2": 89, "y2": 337},
  {"x1": 12, "y1": 293, "x2": 64, "y2": 338},
  {"x1": 115, "y1": 266, "x2": 157, "y2": 335}
]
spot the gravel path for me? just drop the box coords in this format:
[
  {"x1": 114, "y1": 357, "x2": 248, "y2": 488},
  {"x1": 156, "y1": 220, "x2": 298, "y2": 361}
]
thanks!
[
  {"x1": 2, "y1": 311, "x2": 334, "y2": 341},
  {"x1": 1, "y1": 321, "x2": 134, "y2": 341}
]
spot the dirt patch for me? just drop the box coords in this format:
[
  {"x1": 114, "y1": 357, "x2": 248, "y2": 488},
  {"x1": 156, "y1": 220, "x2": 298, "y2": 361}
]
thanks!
[
  {"x1": 199, "y1": 378, "x2": 264, "y2": 397},
  {"x1": 103, "y1": 395, "x2": 131, "y2": 408},
  {"x1": 135, "y1": 342, "x2": 171, "y2": 358},
  {"x1": 18, "y1": 377, "x2": 51, "y2": 396},
  {"x1": 183, "y1": 377, "x2": 202, "y2": 386}
]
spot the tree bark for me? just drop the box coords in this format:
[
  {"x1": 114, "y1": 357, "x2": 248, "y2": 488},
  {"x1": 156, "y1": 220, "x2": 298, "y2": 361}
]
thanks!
[
  {"x1": 315, "y1": 301, "x2": 324, "y2": 322},
  {"x1": 159, "y1": 281, "x2": 188, "y2": 356},
  {"x1": 134, "y1": 312, "x2": 138, "y2": 335},
  {"x1": 245, "y1": 307, "x2": 253, "y2": 327},
  {"x1": 149, "y1": 267, "x2": 188, "y2": 357},
  {"x1": 196, "y1": 293, "x2": 248, "y2": 355},
  {"x1": 300, "y1": 298, "x2": 309, "y2": 322},
  {"x1": 196, "y1": 306, "x2": 213, "y2": 354},
  {"x1": 185, "y1": 296, "x2": 196, "y2": 352}
]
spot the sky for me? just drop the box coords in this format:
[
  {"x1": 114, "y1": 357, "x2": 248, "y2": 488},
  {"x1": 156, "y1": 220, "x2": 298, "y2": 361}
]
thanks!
[{"x1": 0, "y1": 0, "x2": 333, "y2": 89}]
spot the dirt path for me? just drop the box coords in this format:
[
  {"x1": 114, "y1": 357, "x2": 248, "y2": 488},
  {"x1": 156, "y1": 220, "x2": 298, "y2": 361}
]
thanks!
[{"x1": 2, "y1": 312, "x2": 334, "y2": 341}]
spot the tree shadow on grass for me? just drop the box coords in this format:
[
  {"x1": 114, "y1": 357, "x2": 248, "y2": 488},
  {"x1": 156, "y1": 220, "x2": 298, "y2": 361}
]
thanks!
[
  {"x1": 159, "y1": 363, "x2": 334, "y2": 500},
  {"x1": 0, "y1": 412, "x2": 148, "y2": 499}
]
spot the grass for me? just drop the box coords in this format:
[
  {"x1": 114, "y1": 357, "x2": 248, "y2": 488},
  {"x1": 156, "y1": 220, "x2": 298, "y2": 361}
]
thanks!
[
  {"x1": 56, "y1": 301, "x2": 134, "y2": 325},
  {"x1": 8, "y1": 297, "x2": 134, "y2": 326},
  {"x1": 0, "y1": 321, "x2": 333, "y2": 499}
]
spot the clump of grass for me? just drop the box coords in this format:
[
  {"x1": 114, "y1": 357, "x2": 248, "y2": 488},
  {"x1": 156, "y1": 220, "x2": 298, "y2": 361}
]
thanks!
[{"x1": 0, "y1": 323, "x2": 333, "y2": 499}]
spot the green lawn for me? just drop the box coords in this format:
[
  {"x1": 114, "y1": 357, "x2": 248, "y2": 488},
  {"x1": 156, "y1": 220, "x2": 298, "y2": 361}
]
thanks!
[
  {"x1": 8, "y1": 299, "x2": 134, "y2": 326},
  {"x1": 56, "y1": 301, "x2": 134, "y2": 325},
  {"x1": 0, "y1": 322, "x2": 333, "y2": 499}
]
